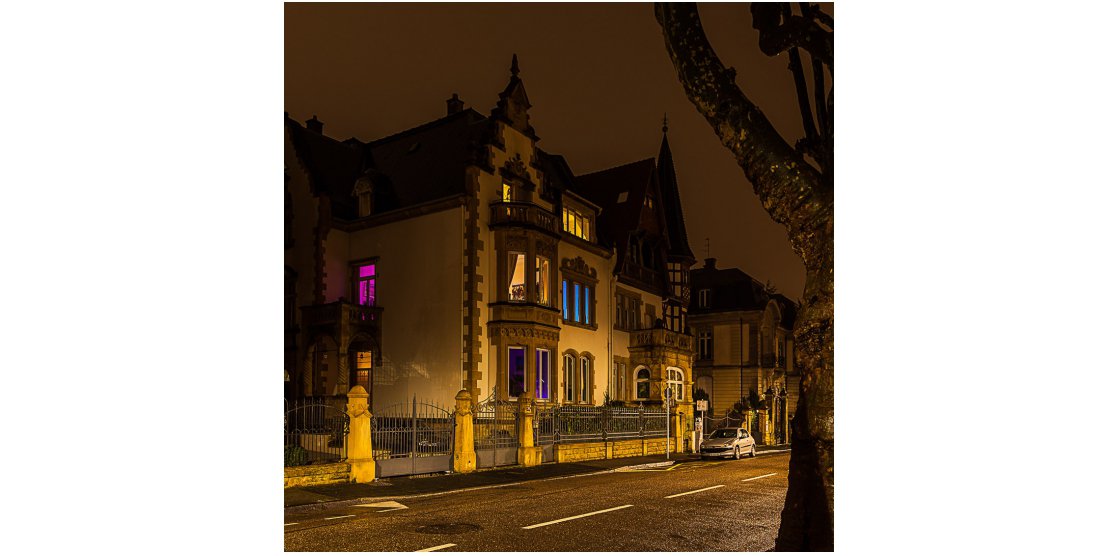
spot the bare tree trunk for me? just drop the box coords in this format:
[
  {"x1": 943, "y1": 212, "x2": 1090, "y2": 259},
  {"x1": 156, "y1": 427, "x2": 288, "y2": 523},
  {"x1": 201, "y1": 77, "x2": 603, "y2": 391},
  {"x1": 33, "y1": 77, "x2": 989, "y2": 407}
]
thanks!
[{"x1": 654, "y1": 3, "x2": 833, "y2": 550}]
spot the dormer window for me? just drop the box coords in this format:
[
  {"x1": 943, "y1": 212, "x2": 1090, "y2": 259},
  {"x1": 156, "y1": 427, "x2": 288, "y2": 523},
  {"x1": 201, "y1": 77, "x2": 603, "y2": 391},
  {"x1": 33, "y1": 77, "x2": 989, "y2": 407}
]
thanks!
[
  {"x1": 698, "y1": 289, "x2": 711, "y2": 308},
  {"x1": 562, "y1": 207, "x2": 591, "y2": 241},
  {"x1": 353, "y1": 178, "x2": 373, "y2": 218},
  {"x1": 645, "y1": 194, "x2": 654, "y2": 209}
]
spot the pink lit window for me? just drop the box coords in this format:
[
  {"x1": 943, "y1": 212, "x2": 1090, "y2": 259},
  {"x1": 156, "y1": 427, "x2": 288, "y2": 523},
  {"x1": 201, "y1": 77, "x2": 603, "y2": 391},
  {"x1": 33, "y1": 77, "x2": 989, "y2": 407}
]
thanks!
[{"x1": 357, "y1": 264, "x2": 376, "y2": 306}]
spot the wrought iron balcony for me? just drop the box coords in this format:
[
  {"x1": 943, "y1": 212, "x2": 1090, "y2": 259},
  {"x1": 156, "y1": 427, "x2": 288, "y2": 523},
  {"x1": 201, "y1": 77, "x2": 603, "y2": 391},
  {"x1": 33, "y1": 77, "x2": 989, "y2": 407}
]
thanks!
[
  {"x1": 489, "y1": 201, "x2": 558, "y2": 234},
  {"x1": 629, "y1": 326, "x2": 693, "y2": 352},
  {"x1": 302, "y1": 301, "x2": 383, "y2": 331}
]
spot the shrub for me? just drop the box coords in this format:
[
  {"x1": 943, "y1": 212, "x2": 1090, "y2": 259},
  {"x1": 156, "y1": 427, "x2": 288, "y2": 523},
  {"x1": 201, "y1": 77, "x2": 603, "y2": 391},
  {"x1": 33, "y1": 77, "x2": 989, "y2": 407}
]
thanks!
[{"x1": 285, "y1": 444, "x2": 309, "y2": 467}]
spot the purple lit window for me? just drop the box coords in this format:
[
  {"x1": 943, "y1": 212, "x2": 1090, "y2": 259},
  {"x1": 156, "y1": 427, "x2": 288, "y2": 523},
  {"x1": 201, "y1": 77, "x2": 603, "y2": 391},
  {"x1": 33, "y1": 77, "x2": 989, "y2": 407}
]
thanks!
[
  {"x1": 508, "y1": 347, "x2": 526, "y2": 398},
  {"x1": 535, "y1": 349, "x2": 550, "y2": 400},
  {"x1": 357, "y1": 264, "x2": 376, "y2": 306}
]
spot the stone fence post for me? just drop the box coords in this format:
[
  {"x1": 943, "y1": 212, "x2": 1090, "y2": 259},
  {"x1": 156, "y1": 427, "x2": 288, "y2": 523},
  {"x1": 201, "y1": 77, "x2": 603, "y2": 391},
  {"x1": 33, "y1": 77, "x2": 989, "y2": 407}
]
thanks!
[
  {"x1": 516, "y1": 392, "x2": 541, "y2": 466},
  {"x1": 346, "y1": 386, "x2": 376, "y2": 483},
  {"x1": 759, "y1": 408, "x2": 773, "y2": 445},
  {"x1": 672, "y1": 407, "x2": 684, "y2": 453},
  {"x1": 453, "y1": 389, "x2": 476, "y2": 473}
]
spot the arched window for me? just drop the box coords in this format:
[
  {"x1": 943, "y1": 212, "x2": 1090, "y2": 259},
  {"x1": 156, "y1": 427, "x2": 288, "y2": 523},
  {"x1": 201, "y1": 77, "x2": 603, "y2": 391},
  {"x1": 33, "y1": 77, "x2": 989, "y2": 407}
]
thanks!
[
  {"x1": 579, "y1": 356, "x2": 591, "y2": 403},
  {"x1": 564, "y1": 354, "x2": 577, "y2": 402},
  {"x1": 635, "y1": 367, "x2": 650, "y2": 400},
  {"x1": 666, "y1": 367, "x2": 684, "y2": 401}
]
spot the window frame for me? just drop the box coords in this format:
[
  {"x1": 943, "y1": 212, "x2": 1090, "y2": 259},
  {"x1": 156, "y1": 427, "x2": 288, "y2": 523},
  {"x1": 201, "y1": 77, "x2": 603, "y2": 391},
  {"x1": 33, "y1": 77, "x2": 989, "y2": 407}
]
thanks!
[
  {"x1": 351, "y1": 258, "x2": 379, "y2": 308},
  {"x1": 635, "y1": 367, "x2": 651, "y2": 401}
]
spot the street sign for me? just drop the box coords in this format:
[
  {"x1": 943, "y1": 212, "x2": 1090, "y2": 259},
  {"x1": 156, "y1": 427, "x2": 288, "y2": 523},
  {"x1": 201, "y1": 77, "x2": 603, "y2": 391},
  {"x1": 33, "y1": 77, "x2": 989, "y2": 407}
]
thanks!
[{"x1": 695, "y1": 400, "x2": 708, "y2": 412}]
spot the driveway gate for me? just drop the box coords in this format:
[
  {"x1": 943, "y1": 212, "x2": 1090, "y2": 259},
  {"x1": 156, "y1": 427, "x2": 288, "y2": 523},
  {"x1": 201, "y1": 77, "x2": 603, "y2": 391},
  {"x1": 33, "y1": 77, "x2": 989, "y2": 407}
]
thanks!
[
  {"x1": 473, "y1": 394, "x2": 519, "y2": 468},
  {"x1": 370, "y1": 396, "x2": 454, "y2": 478}
]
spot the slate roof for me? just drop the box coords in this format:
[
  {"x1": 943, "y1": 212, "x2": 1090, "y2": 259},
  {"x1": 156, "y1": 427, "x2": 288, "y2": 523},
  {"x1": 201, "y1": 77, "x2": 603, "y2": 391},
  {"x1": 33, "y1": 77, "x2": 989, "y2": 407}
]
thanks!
[
  {"x1": 689, "y1": 265, "x2": 799, "y2": 328},
  {"x1": 571, "y1": 158, "x2": 659, "y2": 265},
  {"x1": 657, "y1": 133, "x2": 695, "y2": 261},
  {"x1": 286, "y1": 109, "x2": 491, "y2": 221}
]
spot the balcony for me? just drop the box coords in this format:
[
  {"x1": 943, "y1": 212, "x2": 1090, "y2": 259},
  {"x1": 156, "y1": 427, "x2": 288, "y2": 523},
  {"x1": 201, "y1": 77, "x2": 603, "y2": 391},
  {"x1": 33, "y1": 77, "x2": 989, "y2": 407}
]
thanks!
[
  {"x1": 302, "y1": 301, "x2": 383, "y2": 335},
  {"x1": 629, "y1": 327, "x2": 693, "y2": 353},
  {"x1": 490, "y1": 202, "x2": 558, "y2": 234}
]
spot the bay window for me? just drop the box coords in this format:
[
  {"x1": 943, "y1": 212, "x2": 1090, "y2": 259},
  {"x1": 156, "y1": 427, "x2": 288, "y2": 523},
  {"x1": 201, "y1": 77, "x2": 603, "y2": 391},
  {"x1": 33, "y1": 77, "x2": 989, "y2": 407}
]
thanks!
[{"x1": 508, "y1": 252, "x2": 526, "y2": 302}]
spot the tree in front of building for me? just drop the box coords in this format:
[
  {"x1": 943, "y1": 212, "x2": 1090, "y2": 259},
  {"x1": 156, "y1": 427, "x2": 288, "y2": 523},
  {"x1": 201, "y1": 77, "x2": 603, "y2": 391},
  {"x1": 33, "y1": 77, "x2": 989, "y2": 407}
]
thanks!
[{"x1": 655, "y1": 3, "x2": 833, "y2": 550}]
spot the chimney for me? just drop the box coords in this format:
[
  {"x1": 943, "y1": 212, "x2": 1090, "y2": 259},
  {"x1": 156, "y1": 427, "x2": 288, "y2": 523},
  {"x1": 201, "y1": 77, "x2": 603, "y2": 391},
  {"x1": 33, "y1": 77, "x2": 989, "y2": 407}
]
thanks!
[
  {"x1": 446, "y1": 93, "x2": 464, "y2": 115},
  {"x1": 305, "y1": 115, "x2": 323, "y2": 134},
  {"x1": 704, "y1": 257, "x2": 716, "y2": 270}
]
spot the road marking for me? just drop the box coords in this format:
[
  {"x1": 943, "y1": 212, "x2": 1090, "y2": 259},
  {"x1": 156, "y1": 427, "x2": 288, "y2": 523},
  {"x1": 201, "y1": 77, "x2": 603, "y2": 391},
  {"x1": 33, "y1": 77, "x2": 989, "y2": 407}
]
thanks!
[
  {"x1": 324, "y1": 515, "x2": 355, "y2": 520},
  {"x1": 377, "y1": 507, "x2": 406, "y2": 513},
  {"x1": 741, "y1": 473, "x2": 778, "y2": 482},
  {"x1": 415, "y1": 543, "x2": 456, "y2": 552},
  {"x1": 355, "y1": 500, "x2": 408, "y2": 510},
  {"x1": 522, "y1": 505, "x2": 633, "y2": 529},
  {"x1": 664, "y1": 484, "x2": 725, "y2": 498},
  {"x1": 284, "y1": 522, "x2": 299, "y2": 526}
]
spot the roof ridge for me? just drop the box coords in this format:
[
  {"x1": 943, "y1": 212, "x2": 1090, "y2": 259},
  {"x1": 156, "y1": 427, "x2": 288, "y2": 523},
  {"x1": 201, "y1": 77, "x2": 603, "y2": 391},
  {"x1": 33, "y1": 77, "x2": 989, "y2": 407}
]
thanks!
[
  {"x1": 367, "y1": 108, "x2": 486, "y2": 147},
  {"x1": 575, "y1": 157, "x2": 656, "y2": 179}
]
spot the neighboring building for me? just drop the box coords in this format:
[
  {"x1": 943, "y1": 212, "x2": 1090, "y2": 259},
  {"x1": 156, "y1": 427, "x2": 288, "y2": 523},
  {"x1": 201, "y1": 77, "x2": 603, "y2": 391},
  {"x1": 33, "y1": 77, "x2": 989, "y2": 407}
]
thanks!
[
  {"x1": 284, "y1": 57, "x2": 696, "y2": 426},
  {"x1": 688, "y1": 257, "x2": 799, "y2": 443}
]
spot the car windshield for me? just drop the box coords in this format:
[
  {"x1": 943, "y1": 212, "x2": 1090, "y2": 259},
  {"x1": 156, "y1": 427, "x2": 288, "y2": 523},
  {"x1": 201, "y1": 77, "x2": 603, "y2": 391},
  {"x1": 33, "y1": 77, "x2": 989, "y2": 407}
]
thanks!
[{"x1": 710, "y1": 429, "x2": 738, "y2": 439}]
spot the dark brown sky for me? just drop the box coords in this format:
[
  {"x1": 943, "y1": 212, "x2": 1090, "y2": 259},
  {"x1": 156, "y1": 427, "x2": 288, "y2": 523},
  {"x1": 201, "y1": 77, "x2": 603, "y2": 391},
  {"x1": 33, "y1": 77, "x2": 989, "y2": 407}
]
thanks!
[{"x1": 286, "y1": 2, "x2": 827, "y2": 299}]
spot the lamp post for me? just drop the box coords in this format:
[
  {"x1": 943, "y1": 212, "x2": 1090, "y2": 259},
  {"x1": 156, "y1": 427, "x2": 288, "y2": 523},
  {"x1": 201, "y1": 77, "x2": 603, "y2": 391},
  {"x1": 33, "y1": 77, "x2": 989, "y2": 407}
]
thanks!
[{"x1": 665, "y1": 385, "x2": 673, "y2": 460}]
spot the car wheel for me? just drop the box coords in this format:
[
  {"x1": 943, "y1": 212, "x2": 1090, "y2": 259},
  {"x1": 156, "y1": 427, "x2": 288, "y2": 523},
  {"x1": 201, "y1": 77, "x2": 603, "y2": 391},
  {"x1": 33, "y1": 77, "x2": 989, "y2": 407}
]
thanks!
[
  {"x1": 749, "y1": 445, "x2": 756, "y2": 457},
  {"x1": 733, "y1": 446, "x2": 741, "y2": 460}
]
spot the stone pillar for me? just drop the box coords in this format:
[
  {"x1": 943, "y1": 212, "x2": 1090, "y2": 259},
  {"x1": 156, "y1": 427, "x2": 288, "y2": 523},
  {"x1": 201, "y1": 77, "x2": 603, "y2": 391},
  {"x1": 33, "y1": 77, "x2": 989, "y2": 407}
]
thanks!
[
  {"x1": 516, "y1": 392, "x2": 542, "y2": 466},
  {"x1": 672, "y1": 407, "x2": 684, "y2": 453},
  {"x1": 453, "y1": 389, "x2": 476, "y2": 473},
  {"x1": 346, "y1": 386, "x2": 376, "y2": 483},
  {"x1": 759, "y1": 408, "x2": 773, "y2": 445}
]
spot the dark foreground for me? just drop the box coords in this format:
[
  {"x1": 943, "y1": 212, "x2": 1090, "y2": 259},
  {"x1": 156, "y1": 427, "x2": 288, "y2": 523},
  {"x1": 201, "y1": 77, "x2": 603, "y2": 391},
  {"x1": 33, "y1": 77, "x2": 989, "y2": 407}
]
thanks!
[{"x1": 284, "y1": 452, "x2": 790, "y2": 552}]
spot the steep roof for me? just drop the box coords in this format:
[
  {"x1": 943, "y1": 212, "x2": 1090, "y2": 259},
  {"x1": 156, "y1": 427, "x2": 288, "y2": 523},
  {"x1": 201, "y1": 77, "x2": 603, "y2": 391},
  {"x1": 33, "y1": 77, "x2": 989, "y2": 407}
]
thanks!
[
  {"x1": 657, "y1": 131, "x2": 695, "y2": 262},
  {"x1": 571, "y1": 158, "x2": 658, "y2": 264},
  {"x1": 689, "y1": 264, "x2": 799, "y2": 329}
]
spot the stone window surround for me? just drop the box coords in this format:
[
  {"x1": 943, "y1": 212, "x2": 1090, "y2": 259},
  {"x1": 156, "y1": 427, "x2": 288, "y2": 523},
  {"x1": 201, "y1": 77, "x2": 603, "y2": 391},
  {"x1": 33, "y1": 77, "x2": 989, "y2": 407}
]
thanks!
[{"x1": 561, "y1": 349, "x2": 595, "y2": 404}]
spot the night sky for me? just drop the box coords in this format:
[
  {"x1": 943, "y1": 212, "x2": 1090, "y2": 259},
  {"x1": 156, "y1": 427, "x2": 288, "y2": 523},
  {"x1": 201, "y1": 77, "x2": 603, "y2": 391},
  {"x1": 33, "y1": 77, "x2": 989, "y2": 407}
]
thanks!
[{"x1": 286, "y1": 2, "x2": 830, "y2": 299}]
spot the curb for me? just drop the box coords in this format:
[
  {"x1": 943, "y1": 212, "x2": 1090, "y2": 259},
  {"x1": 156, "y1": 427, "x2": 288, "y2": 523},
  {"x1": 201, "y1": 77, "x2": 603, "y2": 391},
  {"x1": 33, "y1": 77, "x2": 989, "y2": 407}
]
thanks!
[{"x1": 616, "y1": 460, "x2": 678, "y2": 471}]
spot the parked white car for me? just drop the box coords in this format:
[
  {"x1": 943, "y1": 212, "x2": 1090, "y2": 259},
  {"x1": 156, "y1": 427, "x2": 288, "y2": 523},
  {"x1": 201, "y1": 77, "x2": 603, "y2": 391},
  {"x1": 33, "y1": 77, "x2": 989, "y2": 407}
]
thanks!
[{"x1": 698, "y1": 427, "x2": 756, "y2": 459}]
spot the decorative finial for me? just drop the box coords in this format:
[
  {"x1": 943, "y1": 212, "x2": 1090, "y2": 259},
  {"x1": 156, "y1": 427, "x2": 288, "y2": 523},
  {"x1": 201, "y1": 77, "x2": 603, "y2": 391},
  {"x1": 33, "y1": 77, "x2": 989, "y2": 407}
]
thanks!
[
  {"x1": 662, "y1": 113, "x2": 669, "y2": 134},
  {"x1": 511, "y1": 54, "x2": 519, "y2": 77}
]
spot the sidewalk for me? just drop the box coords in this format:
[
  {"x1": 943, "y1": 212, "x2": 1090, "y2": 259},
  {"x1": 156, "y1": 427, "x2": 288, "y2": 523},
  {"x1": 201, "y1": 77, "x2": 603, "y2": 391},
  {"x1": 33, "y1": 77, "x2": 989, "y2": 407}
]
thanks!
[{"x1": 284, "y1": 445, "x2": 790, "y2": 510}]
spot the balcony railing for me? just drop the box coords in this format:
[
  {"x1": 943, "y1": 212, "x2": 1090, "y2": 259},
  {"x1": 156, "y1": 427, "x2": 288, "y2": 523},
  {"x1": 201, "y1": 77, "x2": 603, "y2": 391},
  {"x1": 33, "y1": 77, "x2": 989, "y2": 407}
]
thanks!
[
  {"x1": 302, "y1": 301, "x2": 383, "y2": 329},
  {"x1": 629, "y1": 326, "x2": 693, "y2": 352},
  {"x1": 490, "y1": 202, "x2": 558, "y2": 234}
]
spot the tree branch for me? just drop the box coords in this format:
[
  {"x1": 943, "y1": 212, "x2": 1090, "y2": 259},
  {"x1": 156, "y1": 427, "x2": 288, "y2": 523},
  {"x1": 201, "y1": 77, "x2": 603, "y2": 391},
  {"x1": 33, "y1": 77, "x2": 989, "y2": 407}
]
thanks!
[{"x1": 654, "y1": 2, "x2": 827, "y2": 260}]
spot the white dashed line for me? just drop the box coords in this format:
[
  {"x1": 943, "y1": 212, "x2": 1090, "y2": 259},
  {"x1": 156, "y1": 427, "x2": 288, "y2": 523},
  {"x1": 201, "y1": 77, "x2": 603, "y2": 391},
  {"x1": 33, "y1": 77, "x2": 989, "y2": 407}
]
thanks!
[
  {"x1": 324, "y1": 515, "x2": 355, "y2": 520},
  {"x1": 664, "y1": 484, "x2": 725, "y2": 498},
  {"x1": 377, "y1": 507, "x2": 406, "y2": 513},
  {"x1": 741, "y1": 473, "x2": 778, "y2": 482},
  {"x1": 522, "y1": 505, "x2": 634, "y2": 529},
  {"x1": 284, "y1": 522, "x2": 299, "y2": 526},
  {"x1": 415, "y1": 543, "x2": 456, "y2": 552}
]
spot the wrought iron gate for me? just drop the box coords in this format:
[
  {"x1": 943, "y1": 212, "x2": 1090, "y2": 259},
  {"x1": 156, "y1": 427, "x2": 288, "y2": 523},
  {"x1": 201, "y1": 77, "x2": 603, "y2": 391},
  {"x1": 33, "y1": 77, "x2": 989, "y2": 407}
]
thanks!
[
  {"x1": 284, "y1": 398, "x2": 349, "y2": 467},
  {"x1": 370, "y1": 396, "x2": 454, "y2": 478},
  {"x1": 473, "y1": 393, "x2": 519, "y2": 468}
]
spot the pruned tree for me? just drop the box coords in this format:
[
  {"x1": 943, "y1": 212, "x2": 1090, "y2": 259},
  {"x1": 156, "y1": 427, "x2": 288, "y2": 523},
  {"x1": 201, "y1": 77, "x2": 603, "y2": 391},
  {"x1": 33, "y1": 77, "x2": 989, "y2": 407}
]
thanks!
[{"x1": 654, "y1": 3, "x2": 833, "y2": 551}]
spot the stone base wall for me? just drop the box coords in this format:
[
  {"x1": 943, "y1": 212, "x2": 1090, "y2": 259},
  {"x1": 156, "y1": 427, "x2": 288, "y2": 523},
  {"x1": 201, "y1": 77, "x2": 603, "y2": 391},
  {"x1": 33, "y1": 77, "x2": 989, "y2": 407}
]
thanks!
[
  {"x1": 284, "y1": 462, "x2": 350, "y2": 488},
  {"x1": 555, "y1": 438, "x2": 672, "y2": 463}
]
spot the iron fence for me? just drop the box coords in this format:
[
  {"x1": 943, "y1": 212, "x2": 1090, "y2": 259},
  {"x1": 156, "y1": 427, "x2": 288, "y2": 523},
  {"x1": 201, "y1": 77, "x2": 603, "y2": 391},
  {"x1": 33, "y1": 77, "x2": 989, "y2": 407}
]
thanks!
[
  {"x1": 534, "y1": 404, "x2": 671, "y2": 444},
  {"x1": 284, "y1": 397, "x2": 349, "y2": 466},
  {"x1": 473, "y1": 397, "x2": 519, "y2": 450},
  {"x1": 370, "y1": 396, "x2": 454, "y2": 460}
]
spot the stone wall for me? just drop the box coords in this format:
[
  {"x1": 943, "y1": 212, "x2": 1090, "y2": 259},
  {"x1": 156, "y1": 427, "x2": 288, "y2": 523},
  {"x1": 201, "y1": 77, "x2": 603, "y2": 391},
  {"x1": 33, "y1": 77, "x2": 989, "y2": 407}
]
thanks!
[
  {"x1": 555, "y1": 438, "x2": 671, "y2": 463},
  {"x1": 284, "y1": 462, "x2": 350, "y2": 488}
]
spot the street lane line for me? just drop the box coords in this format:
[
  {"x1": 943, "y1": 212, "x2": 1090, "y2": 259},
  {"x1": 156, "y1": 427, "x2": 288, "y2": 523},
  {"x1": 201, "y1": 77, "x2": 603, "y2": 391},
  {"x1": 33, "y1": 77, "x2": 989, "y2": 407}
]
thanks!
[
  {"x1": 741, "y1": 473, "x2": 778, "y2": 482},
  {"x1": 284, "y1": 523, "x2": 299, "y2": 526},
  {"x1": 522, "y1": 505, "x2": 633, "y2": 529},
  {"x1": 377, "y1": 507, "x2": 406, "y2": 513},
  {"x1": 664, "y1": 484, "x2": 725, "y2": 498},
  {"x1": 415, "y1": 543, "x2": 456, "y2": 552},
  {"x1": 324, "y1": 515, "x2": 355, "y2": 520}
]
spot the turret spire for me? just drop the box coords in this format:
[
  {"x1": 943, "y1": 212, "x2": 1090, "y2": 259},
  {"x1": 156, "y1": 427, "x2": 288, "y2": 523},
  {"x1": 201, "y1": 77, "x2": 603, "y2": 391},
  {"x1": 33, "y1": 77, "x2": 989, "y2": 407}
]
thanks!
[
  {"x1": 662, "y1": 113, "x2": 669, "y2": 134},
  {"x1": 510, "y1": 54, "x2": 519, "y2": 77}
]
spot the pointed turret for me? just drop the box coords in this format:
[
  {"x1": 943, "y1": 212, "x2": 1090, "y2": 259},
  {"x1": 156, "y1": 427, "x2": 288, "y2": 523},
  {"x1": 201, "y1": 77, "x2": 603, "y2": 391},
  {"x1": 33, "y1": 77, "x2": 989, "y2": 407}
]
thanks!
[
  {"x1": 491, "y1": 54, "x2": 536, "y2": 139},
  {"x1": 657, "y1": 116, "x2": 695, "y2": 262}
]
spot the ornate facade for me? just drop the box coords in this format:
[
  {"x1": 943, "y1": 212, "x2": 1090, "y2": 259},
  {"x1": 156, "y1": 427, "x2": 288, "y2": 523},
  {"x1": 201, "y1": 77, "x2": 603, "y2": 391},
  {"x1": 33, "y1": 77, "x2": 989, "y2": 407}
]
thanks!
[{"x1": 284, "y1": 57, "x2": 697, "y2": 430}]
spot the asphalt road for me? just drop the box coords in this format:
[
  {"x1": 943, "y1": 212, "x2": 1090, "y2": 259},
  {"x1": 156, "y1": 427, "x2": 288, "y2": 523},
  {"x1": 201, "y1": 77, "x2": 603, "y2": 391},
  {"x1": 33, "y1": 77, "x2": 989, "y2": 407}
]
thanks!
[{"x1": 284, "y1": 451, "x2": 790, "y2": 552}]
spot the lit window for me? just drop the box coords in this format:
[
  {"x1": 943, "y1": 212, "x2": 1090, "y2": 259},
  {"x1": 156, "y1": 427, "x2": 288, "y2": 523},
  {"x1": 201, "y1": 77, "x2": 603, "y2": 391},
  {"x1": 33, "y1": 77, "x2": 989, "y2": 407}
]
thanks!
[
  {"x1": 354, "y1": 350, "x2": 372, "y2": 388},
  {"x1": 635, "y1": 368, "x2": 650, "y2": 400},
  {"x1": 508, "y1": 252, "x2": 526, "y2": 302},
  {"x1": 562, "y1": 280, "x2": 569, "y2": 319},
  {"x1": 357, "y1": 263, "x2": 377, "y2": 306},
  {"x1": 564, "y1": 279, "x2": 594, "y2": 326},
  {"x1": 508, "y1": 347, "x2": 526, "y2": 398},
  {"x1": 573, "y1": 283, "x2": 581, "y2": 322},
  {"x1": 535, "y1": 348, "x2": 551, "y2": 400},
  {"x1": 645, "y1": 194, "x2": 654, "y2": 208},
  {"x1": 535, "y1": 256, "x2": 550, "y2": 304},
  {"x1": 562, "y1": 207, "x2": 591, "y2": 241},
  {"x1": 502, "y1": 183, "x2": 513, "y2": 202},
  {"x1": 667, "y1": 368, "x2": 684, "y2": 401}
]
